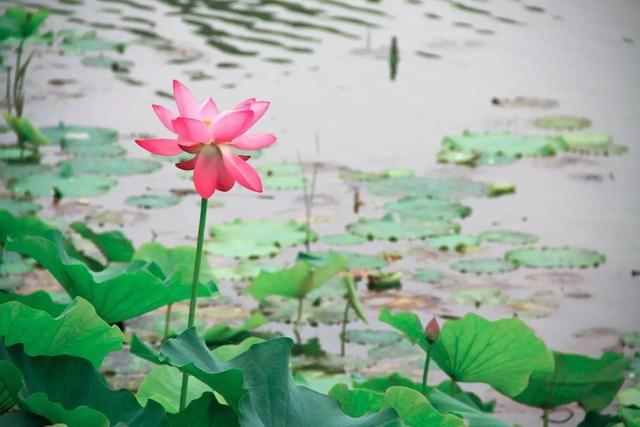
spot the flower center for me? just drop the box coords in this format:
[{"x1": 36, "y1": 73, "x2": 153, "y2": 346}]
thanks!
[{"x1": 203, "y1": 119, "x2": 212, "y2": 126}]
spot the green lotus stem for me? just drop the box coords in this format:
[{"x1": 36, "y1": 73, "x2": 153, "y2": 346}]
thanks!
[
  {"x1": 294, "y1": 297, "x2": 304, "y2": 344},
  {"x1": 5, "y1": 67, "x2": 12, "y2": 112},
  {"x1": 421, "y1": 347, "x2": 431, "y2": 394},
  {"x1": 542, "y1": 408, "x2": 549, "y2": 427},
  {"x1": 340, "y1": 298, "x2": 351, "y2": 357},
  {"x1": 163, "y1": 303, "x2": 173, "y2": 341},
  {"x1": 179, "y1": 197, "x2": 208, "y2": 411},
  {"x1": 13, "y1": 40, "x2": 24, "y2": 117}
]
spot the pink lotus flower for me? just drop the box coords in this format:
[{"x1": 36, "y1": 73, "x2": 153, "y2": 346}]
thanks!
[{"x1": 136, "y1": 80, "x2": 276, "y2": 198}]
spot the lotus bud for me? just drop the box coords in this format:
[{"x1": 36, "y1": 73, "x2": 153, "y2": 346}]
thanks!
[{"x1": 424, "y1": 317, "x2": 440, "y2": 344}]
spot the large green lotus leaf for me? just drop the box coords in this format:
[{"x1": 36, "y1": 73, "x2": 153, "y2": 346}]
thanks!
[
  {"x1": 167, "y1": 392, "x2": 239, "y2": 426},
  {"x1": 203, "y1": 311, "x2": 268, "y2": 345},
  {"x1": 368, "y1": 176, "x2": 489, "y2": 199},
  {"x1": 1, "y1": 7, "x2": 49, "y2": 39},
  {"x1": 131, "y1": 329, "x2": 397, "y2": 426},
  {"x1": 9, "y1": 171, "x2": 118, "y2": 197},
  {"x1": 534, "y1": 115, "x2": 591, "y2": 131},
  {"x1": 347, "y1": 215, "x2": 458, "y2": 241},
  {"x1": 0, "y1": 412, "x2": 48, "y2": 426},
  {"x1": 478, "y1": 230, "x2": 538, "y2": 245},
  {"x1": 329, "y1": 384, "x2": 463, "y2": 426},
  {"x1": 58, "y1": 157, "x2": 162, "y2": 176},
  {"x1": 354, "y1": 374, "x2": 509, "y2": 427},
  {"x1": 5, "y1": 234, "x2": 211, "y2": 323},
  {"x1": 42, "y1": 123, "x2": 118, "y2": 146},
  {"x1": 384, "y1": 198, "x2": 472, "y2": 221},
  {"x1": 249, "y1": 252, "x2": 346, "y2": 300},
  {"x1": 0, "y1": 198, "x2": 41, "y2": 216},
  {"x1": 137, "y1": 365, "x2": 211, "y2": 413},
  {"x1": 450, "y1": 257, "x2": 517, "y2": 275},
  {"x1": 0, "y1": 290, "x2": 66, "y2": 316},
  {"x1": 126, "y1": 194, "x2": 181, "y2": 209},
  {"x1": 442, "y1": 132, "x2": 564, "y2": 157},
  {"x1": 0, "y1": 297, "x2": 123, "y2": 367},
  {"x1": 301, "y1": 250, "x2": 389, "y2": 270},
  {"x1": 430, "y1": 313, "x2": 555, "y2": 396},
  {"x1": 379, "y1": 308, "x2": 429, "y2": 352},
  {"x1": 71, "y1": 221, "x2": 134, "y2": 263},
  {"x1": 506, "y1": 247, "x2": 605, "y2": 269},
  {"x1": 0, "y1": 209, "x2": 56, "y2": 244},
  {"x1": 512, "y1": 351, "x2": 629, "y2": 411},
  {"x1": 133, "y1": 242, "x2": 216, "y2": 286},
  {"x1": 0, "y1": 341, "x2": 168, "y2": 426}
]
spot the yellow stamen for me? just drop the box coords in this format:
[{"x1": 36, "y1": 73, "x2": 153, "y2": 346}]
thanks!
[{"x1": 203, "y1": 119, "x2": 212, "y2": 126}]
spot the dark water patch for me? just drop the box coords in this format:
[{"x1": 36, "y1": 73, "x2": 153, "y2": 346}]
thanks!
[
  {"x1": 494, "y1": 16, "x2": 524, "y2": 25},
  {"x1": 319, "y1": 0, "x2": 387, "y2": 17},
  {"x1": 450, "y1": 1, "x2": 491, "y2": 15},
  {"x1": 453, "y1": 21, "x2": 473, "y2": 28},
  {"x1": 122, "y1": 26, "x2": 163, "y2": 40},
  {"x1": 185, "y1": 70, "x2": 215, "y2": 81},
  {"x1": 416, "y1": 50, "x2": 441, "y2": 59},
  {"x1": 424, "y1": 13, "x2": 441, "y2": 20},
  {"x1": 524, "y1": 4, "x2": 545, "y2": 13},
  {"x1": 217, "y1": 62, "x2": 241, "y2": 69}
]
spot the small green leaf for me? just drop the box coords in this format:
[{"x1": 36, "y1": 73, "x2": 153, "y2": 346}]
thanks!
[
  {"x1": 249, "y1": 253, "x2": 346, "y2": 300},
  {"x1": 379, "y1": 308, "x2": 429, "y2": 352},
  {"x1": 344, "y1": 274, "x2": 367, "y2": 323},
  {"x1": 137, "y1": 365, "x2": 210, "y2": 413}
]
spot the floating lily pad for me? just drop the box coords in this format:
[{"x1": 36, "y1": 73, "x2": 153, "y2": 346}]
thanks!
[
  {"x1": 442, "y1": 131, "x2": 565, "y2": 158},
  {"x1": 213, "y1": 262, "x2": 279, "y2": 281},
  {"x1": 263, "y1": 175, "x2": 306, "y2": 190},
  {"x1": 506, "y1": 298, "x2": 558, "y2": 318},
  {"x1": 347, "y1": 215, "x2": 458, "y2": 241},
  {"x1": 427, "y1": 234, "x2": 480, "y2": 252},
  {"x1": 561, "y1": 132, "x2": 611, "y2": 150},
  {"x1": 41, "y1": 124, "x2": 118, "y2": 146},
  {"x1": 450, "y1": 257, "x2": 517, "y2": 275},
  {"x1": 436, "y1": 149, "x2": 479, "y2": 166},
  {"x1": 60, "y1": 30, "x2": 125, "y2": 53},
  {"x1": 0, "y1": 251, "x2": 35, "y2": 276},
  {"x1": 208, "y1": 219, "x2": 314, "y2": 259},
  {"x1": 479, "y1": 230, "x2": 539, "y2": 245},
  {"x1": 64, "y1": 142, "x2": 126, "y2": 157},
  {"x1": 0, "y1": 163, "x2": 52, "y2": 180},
  {"x1": 125, "y1": 194, "x2": 181, "y2": 209},
  {"x1": 383, "y1": 198, "x2": 471, "y2": 221},
  {"x1": 452, "y1": 288, "x2": 505, "y2": 306},
  {"x1": 368, "y1": 176, "x2": 488, "y2": 199},
  {"x1": 341, "y1": 168, "x2": 414, "y2": 183},
  {"x1": 81, "y1": 55, "x2": 133, "y2": 72},
  {"x1": 488, "y1": 182, "x2": 516, "y2": 197},
  {"x1": 413, "y1": 268, "x2": 444, "y2": 283},
  {"x1": 534, "y1": 115, "x2": 591, "y2": 131},
  {"x1": 506, "y1": 247, "x2": 606, "y2": 269},
  {"x1": 0, "y1": 146, "x2": 38, "y2": 162},
  {"x1": 320, "y1": 233, "x2": 368, "y2": 246},
  {"x1": 0, "y1": 198, "x2": 41, "y2": 215},
  {"x1": 344, "y1": 329, "x2": 403, "y2": 346},
  {"x1": 59, "y1": 157, "x2": 162, "y2": 176},
  {"x1": 368, "y1": 339, "x2": 422, "y2": 360},
  {"x1": 304, "y1": 251, "x2": 389, "y2": 270},
  {"x1": 10, "y1": 172, "x2": 118, "y2": 197},
  {"x1": 257, "y1": 163, "x2": 303, "y2": 176}
]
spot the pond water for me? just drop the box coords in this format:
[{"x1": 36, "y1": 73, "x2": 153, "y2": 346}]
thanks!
[{"x1": 3, "y1": 0, "x2": 640, "y2": 424}]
